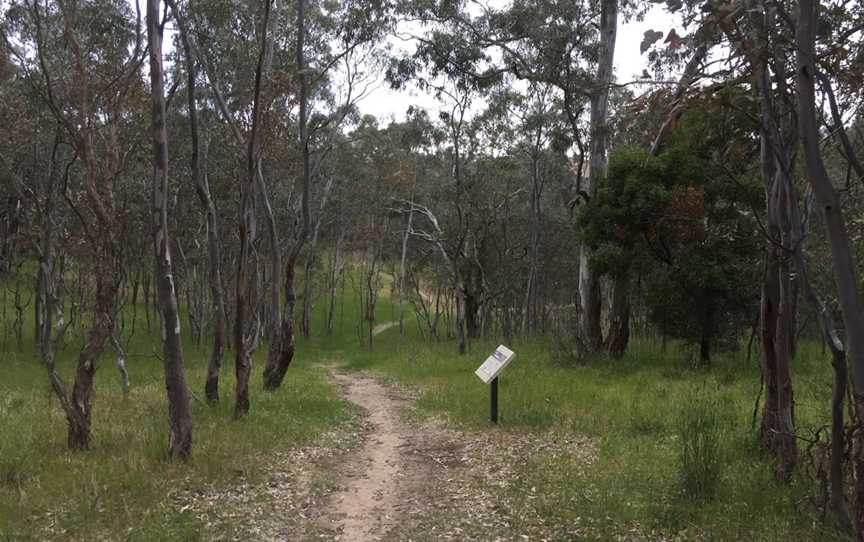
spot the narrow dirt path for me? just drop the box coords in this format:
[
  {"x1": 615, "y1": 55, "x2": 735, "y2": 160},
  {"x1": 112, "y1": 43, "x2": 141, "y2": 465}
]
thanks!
[
  {"x1": 371, "y1": 320, "x2": 398, "y2": 336},
  {"x1": 320, "y1": 372, "x2": 462, "y2": 541}
]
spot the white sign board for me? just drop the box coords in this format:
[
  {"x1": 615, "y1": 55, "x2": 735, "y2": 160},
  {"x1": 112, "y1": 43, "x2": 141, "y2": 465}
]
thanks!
[{"x1": 475, "y1": 345, "x2": 516, "y2": 384}]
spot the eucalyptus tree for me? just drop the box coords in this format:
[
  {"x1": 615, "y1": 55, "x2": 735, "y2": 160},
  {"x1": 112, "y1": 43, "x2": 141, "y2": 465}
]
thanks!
[
  {"x1": 3, "y1": 0, "x2": 148, "y2": 449},
  {"x1": 146, "y1": 0, "x2": 193, "y2": 458},
  {"x1": 797, "y1": 0, "x2": 864, "y2": 532},
  {"x1": 263, "y1": 0, "x2": 391, "y2": 388},
  {"x1": 168, "y1": 0, "x2": 228, "y2": 403},
  {"x1": 387, "y1": 7, "x2": 505, "y2": 352},
  {"x1": 658, "y1": 0, "x2": 864, "y2": 526},
  {"x1": 389, "y1": 0, "x2": 660, "y2": 354},
  {"x1": 638, "y1": 0, "x2": 800, "y2": 479}
]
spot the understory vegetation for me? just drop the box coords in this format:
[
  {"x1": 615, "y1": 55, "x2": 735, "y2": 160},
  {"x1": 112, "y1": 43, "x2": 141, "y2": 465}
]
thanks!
[
  {"x1": 0, "y1": 278, "x2": 847, "y2": 540},
  {"x1": 343, "y1": 320, "x2": 843, "y2": 540},
  {"x1": 0, "y1": 308, "x2": 356, "y2": 540}
]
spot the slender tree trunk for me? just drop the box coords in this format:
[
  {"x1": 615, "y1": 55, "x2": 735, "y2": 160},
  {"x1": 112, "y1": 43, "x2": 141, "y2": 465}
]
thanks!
[
  {"x1": 35, "y1": 133, "x2": 61, "y2": 356},
  {"x1": 578, "y1": 0, "x2": 617, "y2": 354},
  {"x1": 147, "y1": 0, "x2": 192, "y2": 458},
  {"x1": 742, "y1": 20, "x2": 798, "y2": 477},
  {"x1": 797, "y1": 2, "x2": 864, "y2": 532},
  {"x1": 301, "y1": 175, "x2": 334, "y2": 338},
  {"x1": 300, "y1": 219, "x2": 321, "y2": 339},
  {"x1": 39, "y1": 0, "x2": 128, "y2": 450},
  {"x1": 464, "y1": 271, "x2": 481, "y2": 339},
  {"x1": 233, "y1": 0, "x2": 274, "y2": 413},
  {"x1": 758, "y1": 144, "x2": 797, "y2": 480},
  {"x1": 605, "y1": 273, "x2": 630, "y2": 358},
  {"x1": 790, "y1": 185, "x2": 853, "y2": 533},
  {"x1": 398, "y1": 203, "x2": 413, "y2": 340},
  {"x1": 262, "y1": 0, "x2": 311, "y2": 390},
  {"x1": 453, "y1": 264, "x2": 467, "y2": 354},
  {"x1": 759, "y1": 243, "x2": 781, "y2": 448},
  {"x1": 773, "y1": 175, "x2": 796, "y2": 481},
  {"x1": 259, "y1": 164, "x2": 282, "y2": 362},
  {"x1": 524, "y1": 150, "x2": 542, "y2": 336},
  {"x1": 326, "y1": 228, "x2": 345, "y2": 335}
]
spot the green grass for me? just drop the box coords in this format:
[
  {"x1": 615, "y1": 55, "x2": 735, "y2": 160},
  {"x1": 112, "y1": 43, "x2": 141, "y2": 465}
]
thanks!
[
  {"x1": 337, "y1": 323, "x2": 843, "y2": 540},
  {"x1": 0, "y1": 262, "x2": 848, "y2": 540},
  {"x1": 0, "y1": 294, "x2": 359, "y2": 540}
]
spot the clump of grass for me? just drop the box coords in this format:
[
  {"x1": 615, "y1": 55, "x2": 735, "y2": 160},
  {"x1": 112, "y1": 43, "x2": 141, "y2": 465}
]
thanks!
[
  {"x1": 626, "y1": 395, "x2": 666, "y2": 436},
  {"x1": 674, "y1": 391, "x2": 732, "y2": 500}
]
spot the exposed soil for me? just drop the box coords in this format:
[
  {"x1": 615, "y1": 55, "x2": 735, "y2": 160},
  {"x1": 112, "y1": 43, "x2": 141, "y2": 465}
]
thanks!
[
  {"x1": 371, "y1": 320, "x2": 399, "y2": 336},
  {"x1": 315, "y1": 372, "x2": 465, "y2": 541},
  {"x1": 178, "y1": 369, "x2": 598, "y2": 541}
]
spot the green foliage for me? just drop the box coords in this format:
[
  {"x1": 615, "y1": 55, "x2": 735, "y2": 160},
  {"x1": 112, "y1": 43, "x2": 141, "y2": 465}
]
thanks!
[
  {"x1": 579, "y1": 146, "x2": 667, "y2": 275},
  {"x1": 674, "y1": 392, "x2": 733, "y2": 500},
  {"x1": 579, "y1": 102, "x2": 763, "y2": 362}
]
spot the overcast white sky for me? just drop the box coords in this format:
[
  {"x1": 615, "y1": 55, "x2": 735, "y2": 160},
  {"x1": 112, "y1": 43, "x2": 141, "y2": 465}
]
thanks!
[
  {"x1": 358, "y1": 4, "x2": 681, "y2": 122},
  {"x1": 140, "y1": 1, "x2": 680, "y2": 125}
]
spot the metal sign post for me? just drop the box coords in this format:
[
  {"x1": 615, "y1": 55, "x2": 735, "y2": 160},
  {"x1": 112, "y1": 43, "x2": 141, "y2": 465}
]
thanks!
[
  {"x1": 475, "y1": 345, "x2": 515, "y2": 425},
  {"x1": 490, "y1": 376, "x2": 499, "y2": 424}
]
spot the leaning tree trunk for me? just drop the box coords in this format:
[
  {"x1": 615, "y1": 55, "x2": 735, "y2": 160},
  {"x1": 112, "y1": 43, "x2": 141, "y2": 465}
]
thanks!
[
  {"x1": 790, "y1": 185, "x2": 854, "y2": 534},
  {"x1": 578, "y1": 0, "x2": 617, "y2": 354},
  {"x1": 262, "y1": 0, "x2": 311, "y2": 390},
  {"x1": 797, "y1": 1, "x2": 864, "y2": 532},
  {"x1": 173, "y1": 2, "x2": 226, "y2": 403},
  {"x1": 147, "y1": 0, "x2": 192, "y2": 459},
  {"x1": 38, "y1": 0, "x2": 128, "y2": 450},
  {"x1": 50, "y1": 252, "x2": 120, "y2": 450},
  {"x1": 263, "y1": 251, "x2": 301, "y2": 389}
]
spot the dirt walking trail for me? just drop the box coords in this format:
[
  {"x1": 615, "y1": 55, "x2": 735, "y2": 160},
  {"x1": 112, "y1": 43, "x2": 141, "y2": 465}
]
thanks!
[{"x1": 322, "y1": 371, "x2": 461, "y2": 541}]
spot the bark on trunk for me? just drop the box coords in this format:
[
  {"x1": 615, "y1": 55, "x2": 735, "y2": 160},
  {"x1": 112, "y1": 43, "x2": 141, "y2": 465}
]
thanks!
[
  {"x1": 797, "y1": 1, "x2": 864, "y2": 532},
  {"x1": 578, "y1": 0, "x2": 617, "y2": 354},
  {"x1": 36, "y1": 0, "x2": 131, "y2": 451},
  {"x1": 743, "y1": 13, "x2": 798, "y2": 478},
  {"x1": 233, "y1": 0, "x2": 274, "y2": 414},
  {"x1": 759, "y1": 253, "x2": 781, "y2": 452},
  {"x1": 262, "y1": 0, "x2": 310, "y2": 390},
  {"x1": 791, "y1": 187, "x2": 853, "y2": 534},
  {"x1": 263, "y1": 258, "x2": 298, "y2": 389},
  {"x1": 301, "y1": 175, "x2": 334, "y2": 338},
  {"x1": 605, "y1": 273, "x2": 630, "y2": 358},
  {"x1": 173, "y1": 2, "x2": 226, "y2": 403},
  {"x1": 148, "y1": 0, "x2": 192, "y2": 459},
  {"x1": 398, "y1": 203, "x2": 413, "y2": 340},
  {"x1": 773, "y1": 176, "x2": 796, "y2": 482},
  {"x1": 59, "y1": 266, "x2": 119, "y2": 450},
  {"x1": 758, "y1": 150, "x2": 797, "y2": 480}
]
